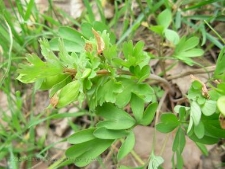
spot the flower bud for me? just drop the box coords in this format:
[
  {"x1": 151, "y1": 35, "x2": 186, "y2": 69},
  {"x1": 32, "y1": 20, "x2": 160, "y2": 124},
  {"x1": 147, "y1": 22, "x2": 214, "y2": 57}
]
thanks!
[
  {"x1": 40, "y1": 74, "x2": 68, "y2": 90},
  {"x1": 56, "y1": 81, "x2": 80, "y2": 108}
]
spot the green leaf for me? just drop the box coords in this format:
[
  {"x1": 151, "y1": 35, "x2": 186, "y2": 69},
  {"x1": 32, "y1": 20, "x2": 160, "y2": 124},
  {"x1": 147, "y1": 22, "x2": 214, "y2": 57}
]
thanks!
[
  {"x1": 176, "y1": 152, "x2": 184, "y2": 169},
  {"x1": 99, "y1": 79, "x2": 123, "y2": 104},
  {"x1": 67, "y1": 128, "x2": 95, "y2": 144},
  {"x1": 117, "y1": 131, "x2": 135, "y2": 161},
  {"x1": 149, "y1": 25, "x2": 165, "y2": 35},
  {"x1": 133, "y1": 83, "x2": 154, "y2": 102},
  {"x1": 214, "y1": 47, "x2": 225, "y2": 80},
  {"x1": 17, "y1": 55, "x2": 44, "y2": 79},
  {"x1": 202, "y1": 100, "x2": 216, "y2": 116},
  {"x1": 165, "y1": 29, "x2": 180, "y2": 45},
  {"x1": 195, "y1": 142, "x2": 208, "y2": 156},
  {"x1": 194, "y1": 121, "x2": 205, "y2": 139},
  {"x1": 50, "y1": 38, "x2": 84, "y2": 52},
  {"x1": 74, "y1": 139, "x2": 113, "y2": 167},
  {"x1": 217, "y1": 96, "x2": 225, "y2": 116},
  {"x1": 58, "y1": 26, "x2": 85, "y2": 45},
  {"x1": 156, "y1": 9, "x2": 172, "y2": 29},
  {"x1": 66, "y1": 139, "x2": 96, "y2": 159},
  {"x1": 190, "y1": 101, "x2": 201, "y2": 126},
  {"x1": 58, "y1": 39, "x2": 77, "y2": 67},
  {"x1": 96, "y1": 103, "x2": 135, "y2": 122},
  {"x1": 138, "y1": 65, "x2": 151, "y2": 82},
  {"x1": 40, "y1": 38, "x2": 61, "y2": 65},
  {"x1": 178, "y1": 48, "x2": 204, "y2": 57},
  {"x1": 187, "y1": 117, "x2": 194, "y2": 134},
  {"x1": 204, "y1": 123, "x2": 225, "y2": 138},
  {"x1": 96, "y1": 119, "x2": 135, "y2": 130},
  {"x1": 172, "y1": 127, "x2": 186, "y2": 153},
  {"x1": 156, "y1": 113, "x2": 179, "y2": 133},
  {"x1": 17, "y1": 54, "x2": 62, "y2": 83},
  {"x1": 130, "y1": 94, "x2": 145, "y2": 122},
  {"x1": 140, "y1": 103, "x2": 158, "y2": 126},
  {"x1": 66, "y1": 138, "x2": 113, "y2": 167},
  {"x1": 188, "y1": 134, "x2": 219, "y2": 144},
  {"x1": 180, "y1": 37, "x2": 200, "y2": 52},
  {"x1": 93, "y1": 127, "x2": 128, "y2": 139}
]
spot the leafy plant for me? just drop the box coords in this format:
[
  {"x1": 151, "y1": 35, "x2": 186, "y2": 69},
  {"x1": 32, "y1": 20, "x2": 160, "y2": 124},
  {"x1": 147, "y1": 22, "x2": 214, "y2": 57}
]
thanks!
[{"x1": 6, "y1": 2, "x2": 224, "y2": 169}]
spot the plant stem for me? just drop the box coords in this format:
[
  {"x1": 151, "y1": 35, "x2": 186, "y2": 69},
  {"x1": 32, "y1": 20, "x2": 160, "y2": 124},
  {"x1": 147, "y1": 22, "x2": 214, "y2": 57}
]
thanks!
[{"x1": 130, "y1": 150, "x2": 145, "y2": 165}]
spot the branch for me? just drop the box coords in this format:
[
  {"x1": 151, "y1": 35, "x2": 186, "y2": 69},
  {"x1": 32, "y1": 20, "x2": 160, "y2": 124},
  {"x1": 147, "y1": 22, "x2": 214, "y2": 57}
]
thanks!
[{"x1": 166, "y1": 65, "x2": 216, "y2": 80}]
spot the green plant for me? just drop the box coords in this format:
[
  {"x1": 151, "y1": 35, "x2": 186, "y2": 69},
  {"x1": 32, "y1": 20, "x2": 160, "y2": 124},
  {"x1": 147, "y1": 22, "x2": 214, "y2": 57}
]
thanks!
[
  {"x1": 16, "y1": 10, "x2": 225, "y2": 168},
  {"x1": 0, "y1": 0, "x2": 223, "y2": 168}
]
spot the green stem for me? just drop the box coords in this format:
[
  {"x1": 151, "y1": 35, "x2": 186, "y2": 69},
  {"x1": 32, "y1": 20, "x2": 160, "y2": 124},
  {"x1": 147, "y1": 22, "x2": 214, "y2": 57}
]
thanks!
[{"x1": 130, "y1": 150, "x2": 145, "y2": 165}]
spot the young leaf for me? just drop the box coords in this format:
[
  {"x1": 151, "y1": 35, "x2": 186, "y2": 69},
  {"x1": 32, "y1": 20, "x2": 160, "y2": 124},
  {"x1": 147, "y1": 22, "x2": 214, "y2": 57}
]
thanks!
[
  {"x1": 202, "y1": 100, "x2": 216, "y2": 116},
  {"x1": 140, "y1": 103, "x2": 158, "y2": 126},
  {"x1": 180, "y1": 37, "x2": 200, "y2": 52},
  {"x1": 117, "y1": 131, "x2": 135, "y2": 161},
  {"x1": 156, "y1": 9, "x2": 172, "y2": 29},
  {"x1": 178, "y1": 48, "x2": 204, "y2": 57},
  {"x1": 148, "y1": 152, "x2": 164, "y2": 169},
  {"x1": 190, "y1": 101, "x2": 201, "y2": 126},
  {"x1": 194, "y1": 121, "x2": 205, "y2": 139},
  {"x1": 40, "y1": 38, "x2": 61, "y2": 65},
  {"x1": 93, "y1": 127, "x2": 128, "y2": 139},
  {"x1": 165, "y1": 29, "x2": 180, "y2": 45},
  {"x1": 187, "y1": 117, "x2": 194, "y2": 134}
]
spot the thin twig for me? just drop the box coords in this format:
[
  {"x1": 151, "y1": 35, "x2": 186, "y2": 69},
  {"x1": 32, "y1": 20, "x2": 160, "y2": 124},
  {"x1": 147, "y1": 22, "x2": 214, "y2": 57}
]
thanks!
[
  {"x1": 166, "y1": 65, "x2": 216, "y2": 80},
  {"x1": 152, "y1": 90, "x2": 169, "y2": 152}
]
